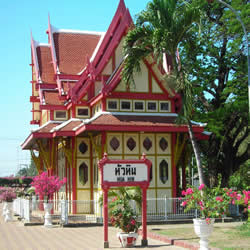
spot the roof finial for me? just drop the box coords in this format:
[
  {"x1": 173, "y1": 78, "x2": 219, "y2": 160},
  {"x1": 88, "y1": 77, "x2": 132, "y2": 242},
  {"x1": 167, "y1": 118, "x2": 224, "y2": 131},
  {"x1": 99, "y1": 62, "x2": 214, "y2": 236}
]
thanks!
[
  {"x1": 47, "y1": 13, "x2": 51, "y2": 34},
  {"x1": 118, "y1": 0, "x2": 126, "y2": 12}
]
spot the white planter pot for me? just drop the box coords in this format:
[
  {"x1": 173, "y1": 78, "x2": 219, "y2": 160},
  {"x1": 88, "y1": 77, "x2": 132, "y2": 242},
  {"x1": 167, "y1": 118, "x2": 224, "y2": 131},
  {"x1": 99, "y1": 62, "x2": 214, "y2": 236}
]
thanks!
[
  {"x1": 4, "y1": 202, "x2": 13, "y2": 222},
  {"x1": 193, "y1": 218, "x2": 215, "y2": 250},
  {"x1": 43, "y1": 203, "x2": 53, "y2": 227},
  {"x1": 117, "y1": 232, "x2": 138, "y2": 248}
]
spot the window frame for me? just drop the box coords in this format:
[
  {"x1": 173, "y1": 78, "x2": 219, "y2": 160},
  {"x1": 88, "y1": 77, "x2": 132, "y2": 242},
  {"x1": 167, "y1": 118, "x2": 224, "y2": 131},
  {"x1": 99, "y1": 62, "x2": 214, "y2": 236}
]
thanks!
[
  {"x1": 76, "y1": 107, "x2": 90, "y2": 118},
  {"x1": 54, "y1": 110, "x2": 67, "y2": 120},
  {"x1": 146, "y1": 100, "x2": 158, "y2": 112},
  {"x1": 107, "y1": 99, "x2": 119, "y2": 111},
  {"x1": 159, "y1": 101, "x2": 170, "y2": 113},
  {"x1": 120, "y1": 99, "x2": 132, "y2": 111},
  {"x1": 133, "y1": 100, "x2": 145, "y2": 112}
]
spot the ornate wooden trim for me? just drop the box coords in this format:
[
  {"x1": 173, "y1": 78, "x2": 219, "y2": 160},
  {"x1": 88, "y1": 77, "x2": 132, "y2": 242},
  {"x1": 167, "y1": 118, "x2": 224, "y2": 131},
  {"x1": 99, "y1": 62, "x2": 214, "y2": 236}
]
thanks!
[
  {"x1": 60, "y1": 139, "x2": 73, "y2": 168},
  {"x1": 30, "y1": 149, "x2": 43, "y2": 173},
  {"x1": 37, "y1": 139, "x2": 50, "y2": 169},
  {"x1": 89, "y1": 133, "x2": 102, "y2": 160},
  {"x1": 174, "y1": 133, "x2": 188, "y2": 166}
]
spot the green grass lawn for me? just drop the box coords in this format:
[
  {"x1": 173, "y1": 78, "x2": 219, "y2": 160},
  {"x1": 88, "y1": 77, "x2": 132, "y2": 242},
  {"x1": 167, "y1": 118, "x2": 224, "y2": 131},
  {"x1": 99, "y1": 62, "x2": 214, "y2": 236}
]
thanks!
[{"x1": 150, "y1": 222, "x2": 250, "y2": 250}]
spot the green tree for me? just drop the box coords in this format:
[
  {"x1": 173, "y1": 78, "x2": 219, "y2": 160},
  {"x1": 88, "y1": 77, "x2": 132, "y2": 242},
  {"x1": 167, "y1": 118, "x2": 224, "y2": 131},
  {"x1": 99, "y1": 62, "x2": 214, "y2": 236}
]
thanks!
[
  {"x1": 122, "y1": 0, "x2": 206, "y2": 184},
  {"x1": 180, "y1": 0, "x2": 249, "y2": 186},
  {"x1": 16, "y1": 158, "x2": 38, "y2": 177}
]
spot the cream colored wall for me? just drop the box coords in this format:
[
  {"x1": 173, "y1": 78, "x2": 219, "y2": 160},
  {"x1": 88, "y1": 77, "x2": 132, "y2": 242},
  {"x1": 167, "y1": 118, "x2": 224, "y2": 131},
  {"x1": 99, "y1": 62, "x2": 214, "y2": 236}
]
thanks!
[
  {"x1": 106, "y1": 132, "x2": 172, "y2": 194},
  {"x1": 115, "y1": 62, "x2": 149, "y2": 93},
  {"x1": 152, "y1": 77, "x2": 163, "y2": 93},
  {"x1": 130, "y1": 62, "x2": 149, "y2": 93},
  {"x1": 115, "y1": 37, "x2": 124, "y2": 67},
  {"x1": 33, "y1": 103, "x2": 41, "y2": 121},
  {"x1": 95, "y1": 81, "x2": 102, "y2": 96},
  {"x1": 41, "y1": 110, "x2": 48, "y2": 125},
  {"x1": 102, "y1": 59, "x2": 113, "y2": 75}
]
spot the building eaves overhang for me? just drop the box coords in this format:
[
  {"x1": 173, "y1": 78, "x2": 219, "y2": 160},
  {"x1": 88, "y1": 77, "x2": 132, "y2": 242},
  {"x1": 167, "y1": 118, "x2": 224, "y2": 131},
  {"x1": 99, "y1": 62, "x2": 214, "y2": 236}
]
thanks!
[{"x1": 22, "y1": 112, "x2": 209, "y2": 149}]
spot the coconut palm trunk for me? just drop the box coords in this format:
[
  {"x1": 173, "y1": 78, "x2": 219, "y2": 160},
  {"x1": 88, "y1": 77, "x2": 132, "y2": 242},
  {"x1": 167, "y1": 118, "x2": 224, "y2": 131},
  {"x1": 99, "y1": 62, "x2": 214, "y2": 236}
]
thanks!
[{"x1": 187, "y1": 120, "x2": 205, "y2": 185}]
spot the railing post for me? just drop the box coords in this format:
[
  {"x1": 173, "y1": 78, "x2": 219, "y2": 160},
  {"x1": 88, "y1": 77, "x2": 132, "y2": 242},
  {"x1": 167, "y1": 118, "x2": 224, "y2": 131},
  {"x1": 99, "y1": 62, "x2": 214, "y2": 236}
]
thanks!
[
  {"x1": 25, "y1": 199, "x2": 31, "y2": 222},
  {"x1": 60, "y1": 200, "x2": 68, "y2": 225},
  {"x1": 164, "y1": 197, "x2": 168, "y2": 221}
]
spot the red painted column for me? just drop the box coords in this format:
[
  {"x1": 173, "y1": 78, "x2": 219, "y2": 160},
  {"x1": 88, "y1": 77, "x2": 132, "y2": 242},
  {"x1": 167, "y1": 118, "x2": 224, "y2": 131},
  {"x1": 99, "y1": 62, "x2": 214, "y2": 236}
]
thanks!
[
  {"x1": 72, "y1": 137, "x2": 77, "y2": 214},
  {"x1": 171, "y1": 134, "x2": 177, "y2": 198},
  {"x1": 103, "y1": 187, "x2": 109, "y2": 248},
  {"x1": 141, "y1": 187, "x2": 148, "y2": 246},
  {"x1": 182, "y1": 157, "x2": 186, "y2": 191}
]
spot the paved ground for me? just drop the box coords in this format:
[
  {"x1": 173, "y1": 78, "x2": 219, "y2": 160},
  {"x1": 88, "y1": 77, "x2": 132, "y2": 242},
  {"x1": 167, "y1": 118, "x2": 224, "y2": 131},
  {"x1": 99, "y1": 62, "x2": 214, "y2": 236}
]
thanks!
[{"x1": 0, "y1": 204, "x2": 185, "y2": 250}]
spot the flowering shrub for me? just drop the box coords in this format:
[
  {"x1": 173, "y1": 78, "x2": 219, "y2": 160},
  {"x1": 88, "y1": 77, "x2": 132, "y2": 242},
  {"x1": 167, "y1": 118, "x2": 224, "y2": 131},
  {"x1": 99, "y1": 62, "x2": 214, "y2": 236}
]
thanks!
[
  {"x1": 181, "y1": 181, "x2": 239, "y2": 222},
  {"x1": 31, "y1": 172, "x2": 66, "y2": 202},
  {"x1": 109, "y1": 196, "x2": 140, "y2": 233},
  {"x1": 0, "y1": 187, "x2": 17, "y2": 202}
]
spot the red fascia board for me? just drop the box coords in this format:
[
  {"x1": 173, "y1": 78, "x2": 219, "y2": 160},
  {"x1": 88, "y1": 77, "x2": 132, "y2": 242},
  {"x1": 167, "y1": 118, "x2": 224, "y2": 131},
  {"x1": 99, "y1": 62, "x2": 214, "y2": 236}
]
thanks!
[
  {"x1": 48, "y1": 17, "x2": 57, "y2": 73},
  {"x1": 33, "y1": 132, "x2": 53, "y2": 138},
  {"x1": 21, "y1": 133, "x2": 34, "y2": 149},
  {"x1": 21, "y1": 132, "x2": 52, "y2": 149},
  {"x1": 102, "y1": 67, "x2": 122, "y2": 94},
  {"x1": 195, "y1": 133, "x2": 210, "y2": 140},
  {"x1": 76, "y1": 123, "x2": 204, "y2": 135},
  {"x1": 31, "y1": 38, "x2": 40, "y2": 83},
  {"x1": 75, "y1": 79, "x2": 93, "y2": 102},
  {"x1": 66, "y1": 102, "x2": 73, "y2": 110},
  {"x1": 40, "y1": 105, "x2": 67, "y2": 110},
  {"x1": 30, "y1": 120, "x2": 40, "y2": 125},
  {"x1": 53, "y1": 131, "x2": 75, "y2": 137},
  {"x1": 110, "y1": 92, "x2": 169, "y2": 100},
  {"x1": 91, "y1": 0, "x2": 126, "y2": 68},
  {"x1": 57, "y1": 74, "x2": 80, "y2": 81},
  {"x1": 36, "y1": 83, "x2": 57, "y2": 90},
  {"x1": 88, "y1": 93, "x2": 104, "y2": 107},
  {"x1": 70, "y1": 69, "x2": 89, "y2": 98},
  {"x1": 30, "y1": 96, "x2": 40, "y2": 102},
  {"x1": 95, "y1": 12, "x2": 132, "y2": 77}
]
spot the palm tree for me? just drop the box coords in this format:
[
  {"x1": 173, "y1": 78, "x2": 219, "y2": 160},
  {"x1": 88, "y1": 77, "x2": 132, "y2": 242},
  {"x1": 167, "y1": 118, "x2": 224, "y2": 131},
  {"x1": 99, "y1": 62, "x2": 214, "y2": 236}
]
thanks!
[{"x1": 122, "y1": 0, "x2": 206, "y2": 185}]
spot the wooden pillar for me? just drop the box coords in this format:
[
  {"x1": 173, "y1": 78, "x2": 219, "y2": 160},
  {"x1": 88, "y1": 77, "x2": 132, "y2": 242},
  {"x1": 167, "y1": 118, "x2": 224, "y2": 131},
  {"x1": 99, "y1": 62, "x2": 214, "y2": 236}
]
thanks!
[
  {"x1": 141, "y1": 186, "x2": 148, "y2": 246},
  {"x1": 103, "y1": 187, "x2": 109, "y2": 248},
  {"x1": 171, "y1": 134, "x2": 177, "y2": 197},
  {"x1": 182, "y1": 156, "x2": 186, "y2": 191},
  {"x1": 72, "y1": 137, "x2": 77, "y2": 214}
]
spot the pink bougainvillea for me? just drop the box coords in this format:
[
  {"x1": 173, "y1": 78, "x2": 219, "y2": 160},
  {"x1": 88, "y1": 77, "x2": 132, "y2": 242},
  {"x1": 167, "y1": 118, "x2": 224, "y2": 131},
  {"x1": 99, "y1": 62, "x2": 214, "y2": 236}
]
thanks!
[
  {"x1": 181, "y1": 179, "x2": 250, "y2": 224},
  {"x1": 31, "y1": 172, "x2": 66, "y2": 202},
  {"x1": 0, "y1": 187, "x2": 16, "y2": 202}
]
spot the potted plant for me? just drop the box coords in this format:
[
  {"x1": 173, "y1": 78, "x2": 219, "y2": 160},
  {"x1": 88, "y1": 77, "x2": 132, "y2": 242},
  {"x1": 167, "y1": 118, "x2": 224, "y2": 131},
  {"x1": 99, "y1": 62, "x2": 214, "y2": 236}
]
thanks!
[
  {"x1": 107, "y1": 187, "x2": 141, "y2": 248},
  {"x1": 0, "y1": 187, "x2": 17, "y2": 222},
  {"x1": 181, "y1": 179, "x2": 238, "y2": 250},
  {"x1": 31, "y1": 172, "x2": 66, "y2": 227}
]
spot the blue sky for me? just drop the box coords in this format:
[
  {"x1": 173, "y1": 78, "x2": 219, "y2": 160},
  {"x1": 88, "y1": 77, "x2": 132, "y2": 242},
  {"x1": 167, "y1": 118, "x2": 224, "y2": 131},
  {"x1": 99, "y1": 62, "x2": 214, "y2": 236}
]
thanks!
[{"x1": 0, "y1": 0, "x2": 149, "y2": 176}]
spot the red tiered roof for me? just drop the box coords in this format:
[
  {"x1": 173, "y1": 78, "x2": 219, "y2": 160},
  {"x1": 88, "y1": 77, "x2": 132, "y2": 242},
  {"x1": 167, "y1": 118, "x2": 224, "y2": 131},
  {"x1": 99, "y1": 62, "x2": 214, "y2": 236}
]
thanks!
[
  {"x1": 36, "y1": 46, "x2": 55, "y2": 83},
  {"x1": 43, "y1": 91, "x2": 64, "y2": 105},
  {"x1": 53, "y1": 32, "x2": 102, "y2": 75}
]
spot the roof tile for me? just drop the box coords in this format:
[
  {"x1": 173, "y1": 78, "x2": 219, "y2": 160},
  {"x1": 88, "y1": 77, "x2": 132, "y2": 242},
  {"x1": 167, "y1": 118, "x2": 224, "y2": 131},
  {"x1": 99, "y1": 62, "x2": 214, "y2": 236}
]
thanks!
[
  {"x1": 53, "y1": 32, "x2": 101, "y2": 75},
  {"x1": 44, "y1": 91, "x2": 64, "y2": 105},
  {"x1": 36, "y1": 46, "x2": 55, "y2": 83}
]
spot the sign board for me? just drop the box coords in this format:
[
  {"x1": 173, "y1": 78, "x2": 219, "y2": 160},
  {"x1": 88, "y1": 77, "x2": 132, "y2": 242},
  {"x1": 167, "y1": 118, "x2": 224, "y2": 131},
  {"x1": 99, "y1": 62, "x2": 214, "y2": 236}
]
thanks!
[
  {"x1": 98, "y1": 153, "x2": 151, "y2": 248},
  {"x1": 103, "y1": 163, "x2": 148, "y2": 183},
  {"x1": 99, "y1": 153, "x2": 152, "y2": 187}
]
